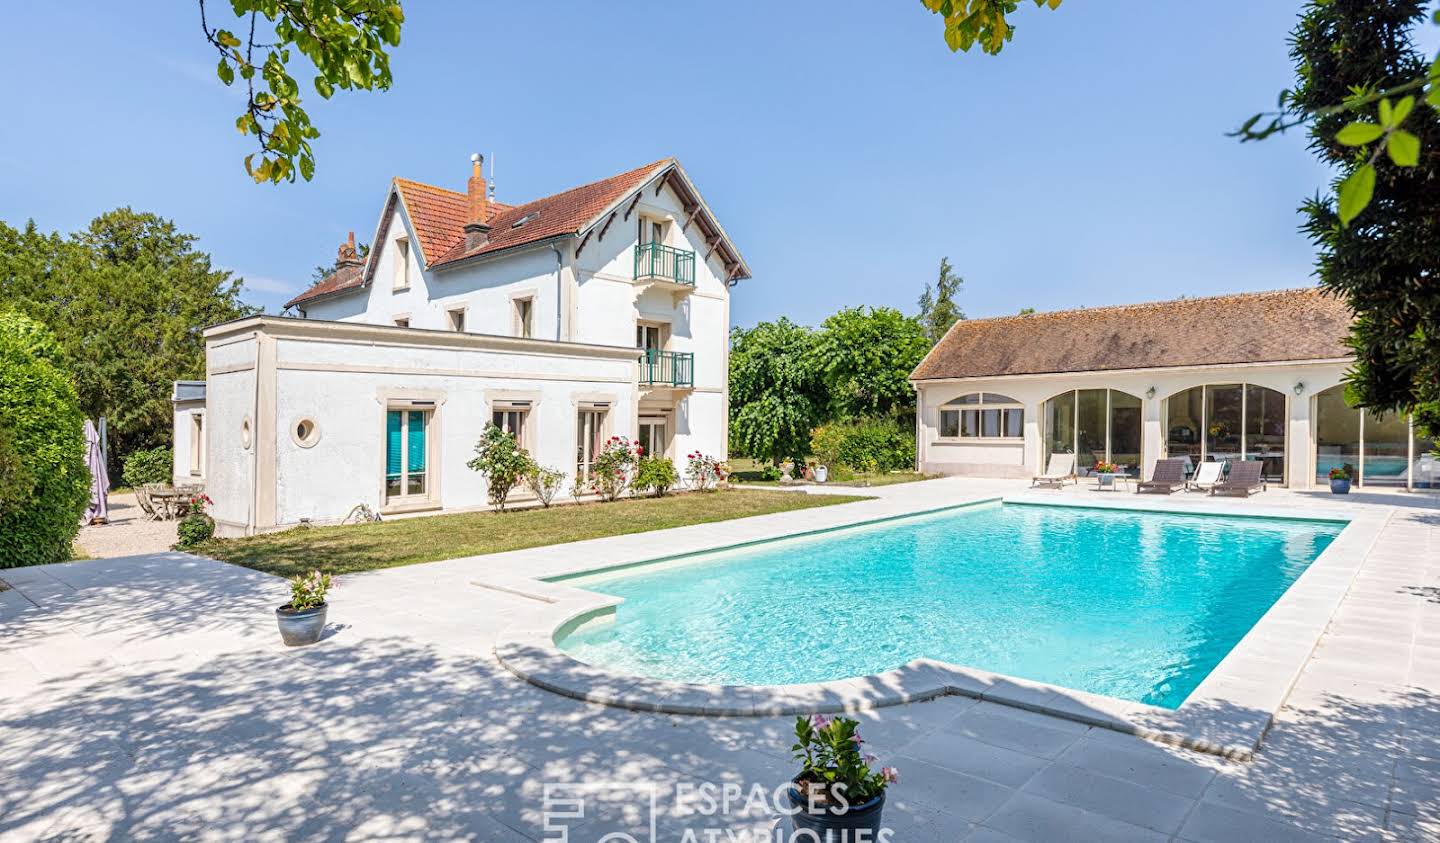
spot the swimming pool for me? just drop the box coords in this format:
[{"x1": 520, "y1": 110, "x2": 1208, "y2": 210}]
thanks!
[{"x1": 555, "y1": 503, "x2": 1344, "y2": 709}]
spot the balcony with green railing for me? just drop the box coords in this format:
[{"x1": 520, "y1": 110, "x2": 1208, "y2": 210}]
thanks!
[
  {"x1": 634, "y1": 242, "x2": 696, "y2": 288},
  {"x1": 638, "y1": 349, "x2": 694, "y2": 389}
]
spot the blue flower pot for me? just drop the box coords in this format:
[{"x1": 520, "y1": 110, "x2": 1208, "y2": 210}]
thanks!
[
  {"x1": 1330, "y1": 478, "x2": 1351, "y2": 495},
  {"x1": 787, "y1": 779, "x2": 885, "y2": 841}
]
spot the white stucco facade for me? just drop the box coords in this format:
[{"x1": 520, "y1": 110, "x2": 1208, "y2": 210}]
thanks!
[
  {"x1": 914, "y1": 359, "x2": 1436, "y2": 491},
  {"x1": 181, "y1": 158, "x2": 746, "y2": 536}
]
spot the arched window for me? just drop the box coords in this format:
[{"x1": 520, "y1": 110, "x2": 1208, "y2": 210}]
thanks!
[
  {"x1": 1163, "y1": 384, "x2": 1287, "y2": 483},
  {"x1": 939, "y1": 393, "x2": 1024, "y2": 439},
  {"x1": 1043, "y1": 389, "x2": 1144, "y2": 476}
]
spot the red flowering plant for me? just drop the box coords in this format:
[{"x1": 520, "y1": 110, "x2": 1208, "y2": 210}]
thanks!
[
  {"x1": 791, "y1": 714, "x2": 898, "y2": 810},
  {"x1": 686, "y1": 452, "x2": 722, "y2": 491},
  {"x1": 1092, "y1": 461, "x2": 1120, "y2": 475},
  {"x1": 187, "y1": 494, "x2": 214, "y2": 516},
  {"x1": 590, "y1": 436, "x2": 641, "y2": 502}
]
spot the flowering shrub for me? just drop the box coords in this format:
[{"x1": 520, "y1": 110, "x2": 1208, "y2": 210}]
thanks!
[
  {"x1": 187, "y1": 493, "x2": 214, "y2": 516},
  {"x1": 591, "y1": 436, "x2": 640, "y2": 501},
  {"x1": 1092, "y1": 461, "x2": 1120, "y2": 475},
  {"x1": 467, "y1": 424, "x2": 536, "y2": 511},
  {"x1": 633, "y1": 456, "x2": 679, "y2": 497},
  {"x1": 287, "y1": 570, "x2": 332, "y2": 610},
  {"x1": 791, "y1": 714, "x2": 897, "y2": 808},
  {"x1": 525, "y1": 464, "x2": 566, "y2": 508},
  {"x1": 686, "y1": 452, "x2": 723, "y2": 491},
  {"x1": 175, "y1": 514, "x2": 214, "y2": 547},
  {"x1": 1328, "y1": 466, "x2": 1352, "y2": 481}
]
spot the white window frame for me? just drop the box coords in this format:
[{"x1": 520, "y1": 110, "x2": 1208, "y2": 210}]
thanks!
[
  {"x1": 638, "y1": 414, "x2": 670, "y2": 459},
  {"x1": 447, "y1": 306, "x2": 467, "y2": 333},
  {"x1": 189, "y1": 412, "x2": 205, "y2": 476},
  {"x1": 575, "y1": 405, "x2": 610, "y2": 485},
  {"x1": 393, "y1": 313, "x2": 410, "y2": 328},
  {"x1": 383, "y1": 403, "x2": 434, "y2": 509},
  {"x1": 938, "y1": 393, "x2": 1024, "y2": 442},
  {"x1": 393, "y1": 236, "x2": 411, "y2": 291},
  {"x1": 513, "y1": 296, "x2": 535, "y2": 339}
]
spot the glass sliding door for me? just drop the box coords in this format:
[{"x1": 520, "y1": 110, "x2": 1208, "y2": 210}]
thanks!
[
  {"x1": 1109, "y1": 391, "x2": 1143, "y2": 476},
  {"x1": 1204, "y1": 384, "x2": 1244, "y2": 465},
  {"x1": 1075, "y1": 389, "x2": 1108, "y2": 472},
  {"x1": 576, "y1": 408, "x2": 606, "y2": 484},
  {"x1": 638, "y1": 416, "x2": 667, "y2": 458},
  {"x1": 1362, "y1": 410, "x2": 1411, "y2": 487},
  {"x1": 1315, "y1": 385, "x2": 1362, "y2": 485},
  {"x1": 1165, "y1": 388, "x2": 1204, "y2": 469},
  {"x1": 1245, "y1": 384, "x2": 1286, "y2": 482},
  {"x1": 1044, "y1": 390, "x2": 1076, "y2": 468},
  {"x1": 1416, "y1": 428, "x2": 1438, "y2": 489}
]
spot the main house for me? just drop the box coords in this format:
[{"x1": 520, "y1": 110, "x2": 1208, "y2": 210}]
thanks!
[
  {"x1": 177, "y1": 156, "x2": 749, "y2": 536},
  {"x1": 910, "y1": 288, "x2": 1436, "y2": 491}
]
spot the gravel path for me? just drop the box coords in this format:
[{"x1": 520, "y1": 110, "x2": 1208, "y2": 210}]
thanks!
[{"x1": 75, "y1": 492, "x2": 177, "y2": 559}]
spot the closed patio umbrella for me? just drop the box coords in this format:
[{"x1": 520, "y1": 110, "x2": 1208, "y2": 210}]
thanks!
[{"x1": 83, "y1": 419, "x2": 108, "y2": 525}]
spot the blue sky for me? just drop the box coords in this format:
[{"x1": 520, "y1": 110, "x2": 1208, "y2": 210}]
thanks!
[{"x1": 3, "y1": 3, "x2": 1436, "y2": 327}]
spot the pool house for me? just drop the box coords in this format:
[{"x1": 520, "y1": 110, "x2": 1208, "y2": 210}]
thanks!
[{"x1": 910, "y1": 288, "x2": 1437, "y2": 490}]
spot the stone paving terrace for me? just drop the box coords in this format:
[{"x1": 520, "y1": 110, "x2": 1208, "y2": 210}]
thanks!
[{"x1": 1, "y1": 477, "x2": 1438, "y2": 841}]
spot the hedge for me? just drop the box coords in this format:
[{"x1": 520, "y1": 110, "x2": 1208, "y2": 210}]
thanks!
[
  {"x1": 122, "y1": 447, "x2": 172, "y2": 488},
  {"x1": 810, "y1": 417, "x2": 916, "y2": 474},
  {"x1": 0, "y1": 312, "x2": 90, "y2": 567}
]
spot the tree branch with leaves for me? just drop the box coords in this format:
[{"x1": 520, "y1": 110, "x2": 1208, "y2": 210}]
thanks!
[{"x1": 199, "y1": 0, "x2": 404, "y2": 184}]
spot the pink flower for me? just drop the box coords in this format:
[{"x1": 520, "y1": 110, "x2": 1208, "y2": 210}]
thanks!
[
  {"x1": 881, "y1": 767, "x2": 899, "y2": 784},
  {"x1": 863, "y1": 753, "x2": 877, "y2": 764},
  {"x1": 809, "y1": 713, "x2": 831, "y2": 730},
  {"x1": 850, "y1": 733, "x2": 864, "y2": 745}
]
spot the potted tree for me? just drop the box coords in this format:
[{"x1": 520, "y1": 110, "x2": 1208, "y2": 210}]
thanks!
[
  {"x1": 276, "y1": 570, "x2": 332, "y2": 646},
  {"x1": 1328, "y1": 466, "x2": 1352, "y2": 494},
  {"x1": 787, "y1": 715, "x2": 898, "y2": 838}
]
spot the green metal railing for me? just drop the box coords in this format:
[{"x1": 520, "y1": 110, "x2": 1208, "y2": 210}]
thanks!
[
  {"x1": 638, "y1": 349, "x2": 694, "y2": 388},
  {"x1": 634, "y1": 242, "x2": 696, "y2": 286}
]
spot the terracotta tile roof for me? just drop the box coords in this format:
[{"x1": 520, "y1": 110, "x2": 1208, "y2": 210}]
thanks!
[
  {"x1": 285, "y1": 159, "x2": 671, "y2": 308},
  {"x1": 427, "y1": 159, "x2": 671, "y2": 268},
  {"x1": 910, "y1": 287, "x2": 1354, "y2": 381},
  {"x1": 283, "y1": 261, "x2": 364, "y2": 310}
]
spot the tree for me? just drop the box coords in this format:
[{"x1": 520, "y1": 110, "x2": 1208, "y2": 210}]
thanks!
[
  {"x1": 1287, "y1": 0, "x2": 1440, "y2": 440},
  {"x1": 811, "y1": 307, "x2": 931, "y2": 420},
  {"x1": 0, "y1": 312, "x2": 89, "y2": 567},
  {"x1": 197, "y1": 1, "x2": 405, "y2": 184},
  {"x1": 729, "y1": 319, "x2": 827, "y2": 466},
  {"x1": 1018, "y1": 307, "x2": 1036, "y2": 315},
  {"x1": 917, "y1": 257, "x2": 965, "y2": 344},
  {"x1": 921, "y1": 0, "x2": 1062, "y2": 55},
  {"x1": 0, "y1": 210, "x2": 259, "y2": 475}
]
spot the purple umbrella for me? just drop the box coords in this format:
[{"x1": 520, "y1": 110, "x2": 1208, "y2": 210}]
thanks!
[{"x1": 83, "y1": 419, "x2": 108, "y2": 525}]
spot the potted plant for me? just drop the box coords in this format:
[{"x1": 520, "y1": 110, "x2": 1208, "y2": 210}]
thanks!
[
  {"x1": 276, "y1": 570, "x2": 332, "y2": 646},
  {"x1": 1328, "y1": 466, "x2": 1352, "y2": 494},
  {"x1": 787, "y1": 715, "x2": 898, "y2": 838},
  {"x1": 1092, "y1": 461, "x2": 1120, "y2": 489}
]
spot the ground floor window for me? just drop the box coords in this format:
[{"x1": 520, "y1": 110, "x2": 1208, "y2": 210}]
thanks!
[
  {"x1": 638, "y1": 416, "x2": 668, "y2": 458},
  {"x1": 189, "y1": 412, "x2": 204, "y2": 475},
  {"x1": 385, "y1": 408, "x2": 431, "y2": 503},
  {"x1": 1043, "y1": 389, "x2": 1143, "y2": 476},
  {"x1": 1314, "y1": 384, "x2": 1435, "y2": 488},
  {"x1": 1164, "y1": 384, "x2": 1286, "y2": 483},
  {"x1": 939, "y1": 392, "x2": 1024, "y2": 440},
  {"x1": 576, "y1": 407, "x2": 607, "y2": 483},
  {"x1": 492, "y1": 405, "x2": 529, "y2": 446}
]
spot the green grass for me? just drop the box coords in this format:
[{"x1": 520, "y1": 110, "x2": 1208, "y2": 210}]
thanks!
[
  {"x1": 197, "y1": 489, "x2": 871, "y2": 578},
  {"x1": 727, "y1": 458, "x2": 940, "y2": 488}
]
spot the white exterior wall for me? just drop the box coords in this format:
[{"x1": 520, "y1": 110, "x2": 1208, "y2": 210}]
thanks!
[
  {"x1": 203, "y1": 335, "x2": 259, "y2": 533},
  {"x1": 915, "y1": 360, "x2": 1349, "y2": 489}
]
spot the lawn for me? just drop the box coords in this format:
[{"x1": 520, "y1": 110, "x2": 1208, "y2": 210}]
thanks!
[
  {"x1": 727, "y1": 457, "x2": 940, "y2": 488},
  {"x1": 197, "y1": 489, "x2": 870, "y2": 578}
]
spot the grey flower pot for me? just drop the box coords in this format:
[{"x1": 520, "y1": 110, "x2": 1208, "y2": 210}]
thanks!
[
  {"x1": 276, "y1": 602, "x2": 328, "y2": 646},
  {"x1": 787, "y1": 778, "x2": 885, "y2": 841}
]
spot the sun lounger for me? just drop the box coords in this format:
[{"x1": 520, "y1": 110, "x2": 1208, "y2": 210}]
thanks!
[
  {"x1": 1186, "y1": 460, "x2": 1225, "y2": 492},
  {"x1": 1210, "y1": 459, "x2": 1266, "y2": 496},
  {"x1": 1032, "y1": 453, "x2": 1076, "y2": 488},
  {"x1": 1137, "y1": 458, "x2": 1186, "y2": 494}
]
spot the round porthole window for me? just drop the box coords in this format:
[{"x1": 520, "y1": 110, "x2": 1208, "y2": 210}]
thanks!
[
  {"x1": 241, "y1": 416, "x2": 253, "y2": 450},
  {"x1": 292, "y1": 417, "x2": 321, "y2": 449}
]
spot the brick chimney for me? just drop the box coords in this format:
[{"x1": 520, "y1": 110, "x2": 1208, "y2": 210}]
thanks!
[
  {"x1": 335, "y1": 231, "x2": 363, "y2": 268},
  {"x1": 464, "y1": 153, "x2": 491, "y2": 250}
]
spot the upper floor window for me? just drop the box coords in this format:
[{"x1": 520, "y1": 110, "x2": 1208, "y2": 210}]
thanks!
[
  {"x1": 940, "y1": 393, "x2": 1024, "y2": 439},
  {"x1": 640, "y1": 217, "x2": 665, "y2": 246},
  {"x1": 447, "y1": 306, "x2": 466, "y2": 333},
  {"x1": 393, "y1": 237, "x2": 411, "y2": 291},
  {"x1": 514, "y1": 297, "x2": 534, "y2": 339},
  {"x1": 394, "y1": 315, "x2": 410, "y2": 328}
]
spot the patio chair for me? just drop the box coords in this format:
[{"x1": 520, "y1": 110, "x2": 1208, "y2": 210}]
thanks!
[
  {"x1": 1186, "y1": 460, "x2": 1226, "y2": 493},
  {"x1": 1136, "y1": 458, "x2": 1186, "y2": 494},
  {"x1": 134, "y1": 485, "x2": 160, "y2": 521},
  {"x1": 1210, "y1": 459, "x2": 1266, "y2": 496},
  {"x1": 1032, "y1": 453, "x2": 1076, "y2": 488}
]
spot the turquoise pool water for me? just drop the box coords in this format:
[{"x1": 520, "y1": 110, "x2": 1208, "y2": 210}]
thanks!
[{"x1": 556, "y1": 503, "x2": 1344, "y2": 708}]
